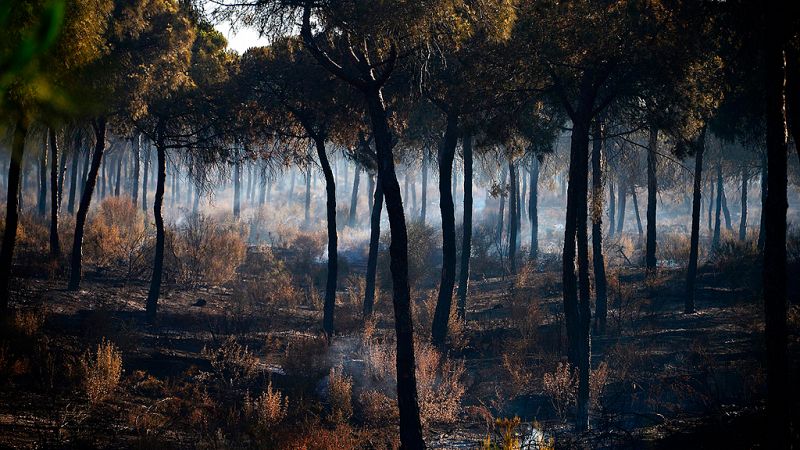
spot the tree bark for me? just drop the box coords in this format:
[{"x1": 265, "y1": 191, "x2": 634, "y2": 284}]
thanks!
[
  {"x1": 456, "y1": 134, "x2": 473, "y2": 322},
  {"x1": 348, "y1": 166, "x2": 360, "y2": 227},
  {"x1": 685, "y1": 130, "x2": 706, "y2": 314},
  {"x1": 233, "y1": 156, "x2": 241, "y2": 219},
  {"x1": 67, "y1": 143, "x2": 80, "y2": 215},
  {"x1": 0, "y1": 116, "x2": 30, "y2": 310},
  {"x1": 68, "y1": 118, "x2": 106, "y2": 290},
  {"x1": 507, "y1": 160, "x2": 518, "y2": 275},
  {"x1": 758, "y1": 151, "x2": 767, "y2": 250},
  {"x1": 591, "y1": 122, "x2": 607, "y2": 335},
  {"x1": 645, "y1": 126, "x2": 658, "y2": 272},
  {"x1": 146, "y1": 122, "x2": 167, "y2": 322},
  {"x1": 363, "y1": 175, "x2": 382, "y2": 317},
  {"x1": 607, "y1": 178, "x2": 616, "y2": 238},
  {"x1": 49, "y1": 128, "x2": 61, "y2": 260},
  {"x1": 616, "y1": 179, "x2": 627, "y2": 235},
  {"x1": 132, "y1": 134, "x2": 140, "y2": 208},
  {"x1": 114, "y1": 154, "x2": 122, "y2": 196},
  {"x1": 632, "y1": 188, "x2": 644, "y2": 236},
  {"x1": 142, "y1": 143, "x2": 150, "y2": 213},
  {"x1": 739, "y1": 167, "x2": 748, "y2": 241},
  {"x1": 496, "y1": 166, "x2": 507, "y2": 248},
  {"x1": 432, "y1": 112, "x2": 459, "y2": 349},
  {"x1": 529, "y1": 155, "x2": 540, "y2": 259},
  {"x1": 314, "y1": 137, "x2": 338, "y2": 338}
]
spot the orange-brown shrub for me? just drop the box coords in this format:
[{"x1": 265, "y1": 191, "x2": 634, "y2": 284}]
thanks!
[
  {"x1": 173, "y1": 213, "x2": 246, "y2": 285},
  {"x1": 84, "y1": 197, "x2": 146, "y2": 270}
]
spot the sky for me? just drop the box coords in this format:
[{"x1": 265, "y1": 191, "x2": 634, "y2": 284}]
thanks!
[{"x1": 213, "y1": 20, "x2": 270, "y2": 54}]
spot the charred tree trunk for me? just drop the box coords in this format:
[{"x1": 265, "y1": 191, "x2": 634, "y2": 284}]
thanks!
[
  {"x1": 146, "y1": 123, "x2": 167, "y2": 322},
  {"x1": 591, "y1": 122, "x2": 607, "y2": 335},
  {"x1": 721, "y1": 183, "x2": 732, "y2": 231},
  {"x1": 632, "y1": 188, "x2": 644, "y2": 236},
  {"x1": 68, "y1": 118, "x2": 106, "y2": 290},
  {"x1": 529, "y1": 155, "x2": 540, "y2": 260},
  {"x1": 80, "y1": 143, "x2": 90, "y2": 201},
  {"x1": 367, "y1": 173, "x2": 375, "y2": 218},
  {"x1": 507, "y1": 160, "x2": 518, "y2": 275},
  {"x1": 142, "y1": 144, "x2": 150, "y2": 213},
  {"x1": 616, "y1": 179, "x2": 627, "y2": 235},
  {"x1": 363, "y1": 175, "x2": 382, "y2": 317},
  {"x1": 114, "y1": 155, "x2": 122, "y2": 196},
  {"x1": 48, "y1": 128, "x2": 61, "y2": 260},
  {"x1": 348, "y1": 166, "x2": 360, "y2": 227},
  {"x1": 708, "y1": 179, "x2": 714, "y2": 232},
  {"x1": 132, "y1": 135, "x2": 140, "y2": 208},
  {"x1": 607, "y1": 178, "x2": 616, "y2": 238},
  {"x1": 456, "y1": 134, "x2": 473, "y2": 322},
  {"x1": 315, "y1": 137, "x2": 338, "y2": 338},
  {"x1": 739, "y1": 167, "x2": 748, "y2": 241},
  {"x1": 67, "y1": 144, "x2": 79, "y2": 215},
  {"x1": 685, "y1": 129, "x2": 706, "y2": 314},
  {"x1": 496, "y1": 166, "x2": 507, "y2": 247},
  {"x1": 431, "y1": 113, "x2": 459, "y2": 349},
  {"x1": 0, "y1": 117, "x2": 30, "y2": 309},
  {"x1": 713, "y1": 164, "x2": 723, "y2": 249},
  {"x1": 645, "y1": 127, "x2": 658, "y2": 272}
]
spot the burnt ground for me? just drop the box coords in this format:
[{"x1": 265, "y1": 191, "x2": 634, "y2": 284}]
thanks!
[{"x1": 0, "y1": 248, "x2": 797, "y2": 449}]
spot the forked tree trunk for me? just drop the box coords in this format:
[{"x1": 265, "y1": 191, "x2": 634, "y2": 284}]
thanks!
[
  {"x1": 0, "y1": 116, "x2": 30, "y2": 310},
  {"x1": 685, "y1": 129, "x2": 706, "y2": 314},
  {"x1": 721, "y1": 181, "x2": 733, "y2": 231},
  {"x1": 48, "y1": 128, "x2": 61, "y2": 259},
  {"x1": 456, "y1": 134, "x2": 473, "y2": 322},
  {"x1": 432, "y1": 113, "x2": 459, "y2": 349},
  {"x1": 314, "y1": 137, "x2": 338, "y2": 338},
  {"x1": 645, "y1": 126, "x2": 658, "y2": 272},
  {"x1": 68, "y1": 118, "x2": 107, "y2": 290},
  {"x1": 146, "y1": 123, "x2": 167, "y2": 322},
  {"x1": 529, "y1": 155, "x2": 540, "y2": 260},
  {"x1": 591, "y1": 122, "x2": 607, "y2": 335}
]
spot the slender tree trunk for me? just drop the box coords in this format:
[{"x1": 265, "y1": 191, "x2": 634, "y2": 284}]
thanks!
[
  {"x1": 456, "y1": 134, "x2": 473, "y2": 322},
  {"x1": 363, "y1": 176, "x2": 382, "y2": 317},
  {"x1": 80, "y1": 143, "x2": 90, "y2": 200},
  {"x1": 57, "y1": 141, "x2": 67, "y2": 209},
  {"x1": 411, "y1": 170, "x2": 417, "y2": 215},
  {"x1": 713, "y1": 164, "x2": 723, "y2": 249},
  {"x1": 146, "y1": 123, "x2": 167, "y2": 322},
  {"x1": 496, "y1": 166, "x2": 507, "y2": 247},
  {"x1": 142, "y1": 144, "x2": 150, "y2": 213},
  {"x1": 616, "y1": 179, "x2": 627, "y2": 235},
  {"x1": 314, "y1": 137, "x2": 338, "y2": 338},
  {"x1": 0, "y1": 117, "x2": 30, "y2": 309},
  {"x1": 529, "y1": 155, "x2": 540, "y2": 259},
  {"x1": 431, "y1": 113, "x2": 459, "y2": 349},
  {"x1": 367, "y1": 173, "x2": 375, "y2": 218},
  {"x1": 762, "y1": 12, "x2": 789, "y2": 445},
  {"x1": 721, "y1": 181, "x2": 732, "y2": 230},
  {"x1": 68, "y1": 118, "x2": 106, "y2": 290},
  {"x1": 48, "y1": 128, "x2": 61, "y2": 259},
  {"x1": 132, "y1": 135, "x2": 140, "y2": 208},
  {"x1": 38, "y1": 137, "x2": 47, "y2": 217},
  {"x1": 288, "y1": 169, "x2": 295, "y2": 206},
  {"x1": 607, "y1": 178, "x2": 616, "y2": 237},
  {"x1": 507, "y1": 160, "x2": 518, "y2": 275},
  {"x1": 365, "y1": 90, "x2": 424, "y2": 448},
  {"x1": 739, "y1": 167, "x2": 748, "y2": 241},
  {"x1": 591, "y1": 122, "x2": 607, "y2": 335},
  {"x1": 632, "y1": 188, "x2": 644, "y2": 236},
  {"x1": 114, "y1": 155, "x2": 122, "y2": 196},
  {"x1": 645, "y1": 126, "x2": 658, "y2": 271},
  {"x1": 67, "y1": 144, "x2": 79, "y2": 214},
  {"x1": 685, "y1": 130, "x2": 706, "y2": 314},
  {"x1": 348, "y1": 166, "x2": 360, "y2": 227},
  {"x1": 420, "y1": 150, "x2": 428, "y2": 223},
  {"x1": 233, "y1": 157, "x2": 241, "y2": 220}
]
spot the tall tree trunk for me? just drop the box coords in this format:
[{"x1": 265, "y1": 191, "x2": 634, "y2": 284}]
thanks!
[
  {"x1": 80, "y1": 143, "x2": 90, "y2": 201},
  {"x1": 762, "y1": 13, "x2": 789, "y2": 446},
  {"x1": 67, "y1": 144, "x2": 79, "y2": 215},
  {"x1": 68, "y1": 118, "x2": 107, "y2": 290},
  {"x1": 57, "y1": 141, "x2": 67, "y2": 209},
  {"x1": 0, "y1": 117, "x2": 30, "y2": 310},
  {"x1": 507, "y1": 160, "x2": 518, "y2": 275},
  {"x1": 114, "y1": 155, "x2": 122, "y2": 196},
  {"x1": 233, "y1": 157, "x2": 241, "y2": 219},
  {"x1": 431, "y1": 113, "x2": 459, "y2": 349},
  {"x1": 49, "y1": 128, "x2": 61, "y2": 259},
  {"x1": 348, "y1": 166, "x2": 360, "y2": 227},
  {"x1": 38, "y1": 136, "x2": 47, "y2": 217},
  {"x1": 632, "y1": 188, "x2": 644, "y2": 236},
  {"x1": 685, "y1": 129, "x2": 706, "y2": 314},
  {"x1": 146, "y1": 123, "x2": 167, "y2": 322},
  {"x1": 645, "y1": 126, "x2": 658, "y2": 272},
  {"x1": 132, "y1": 135, "x2": 140, "y2": 208},
  {"x1": 456, "y1": 134, "x2": 473, "y2": 322},
  {"x1": 616, "y1": 179, "x2": 627, "y2": 235},
  {"x1": 365, "y1": 90, "x2": 424, "y2": 448},
  {"x1": 591, "y1": 121, "x2": 607, "y2": 335},
  {"x1": 314, "y1": 138, "x2": 338, "y2": 338},
  {"x1": 420, "y1": 150, "x2": 428, "y2": 223},
  {"x1": 363, "y1": 175, "x2": 382, "y2": 317},
  {"x1": 142, "y1": 144, "x2": 150, "y2": 213},
  {"x1": 496, "y1": 166, "x2": 507, "y2": 247},
  {"x1": 721, "y1": 181, "x2": 732, "y2": 231},
  {"x1": 713, "y1": 164, "x2": 723, "y2": 249},
  {"x1": 739, "y1": 167, "x2": 748, "y2": 241},
  {"x1": 529, "y1": 155, "x2": 540, "y2": 259},
  {"x1": 607, "y1": 178, "x2": 616, "y2": 238},
  {"x1": 367, "y1": 172, "x2": 374, "y2": 218}
]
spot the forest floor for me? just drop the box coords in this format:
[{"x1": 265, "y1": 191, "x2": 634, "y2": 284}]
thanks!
[{"x1": 0, "y1": 247, "x2": 797, "y2": 449}]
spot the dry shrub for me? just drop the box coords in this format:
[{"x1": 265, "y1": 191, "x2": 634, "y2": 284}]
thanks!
[
  {"x1": 244, "y1": 381, "x2": 288, "y2": 427},
  {"x1": 510, "y1": 263, "x2": 544, "y2": 349},
  {"x1": 415, "y1": 340, "x2": 465, "y2": 427},
  {"x1": 84, "y1": 197, "x2": 146, "y2": 270},
  {"x1": 174, "y1": 213, "x2": 246, "y2": 285},
  {"x1": 658, "y1": 232, "x2": 693, "y2": 266},
  {"x1": 709, "y1": 237, "x2": 761, "y2": 286},
  {"x1": 201, "y1": 336, "x2": 259, "y2": 388},
  {"x1": 502, "y1": 350, "x2": 534, "y2": 395},
  {"x1": 379, "y1": 220, "x2": 439, "y2": 289},
  {"x1": 289, "y1": 423, "x2": 359, "y2": 450},
  {"x1": 362, "y1": 338, "x2": 395, "y2": 383},
  {"x1": 336, "y1": 276, "x2": 365, "y2": 332},
  {"x1": 81, "y1": 338, "x2": 123, "y2": 405},
  {"x1": 285, "y1": 231, "x2": 325, "y2": 276},
  {"x1": 590, "y1": 362, "x2": 609, "y2": 410},
  {"x1": 411, "y1": 290, "x2": 437, "y2": 337},
  {"x1": 14, "y1": 308, "x2": 46, "y2": 336},
  {"x1": 357, "y1": 389, "x2": 398, "y2": 424},
  {"x1": 542, "y1": 362, "x2": 576, "y2": 421},
  {"x1": 327, "y1": 367, "x2": 353, "y2": 424},
  {"x1": 282, "y1": 333, "x2": 329, "y2": 377}
]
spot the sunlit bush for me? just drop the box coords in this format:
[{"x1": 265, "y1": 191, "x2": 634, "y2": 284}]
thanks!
[
  {"x1": 173, "y1": 213, "x2": 246, "y2": 285},
  {"x1": 81, "y1": 338, "x2": 123, "y2": 405},
  {"x1": 84, "y1": 197, "x2": 146, "y2": 271}
]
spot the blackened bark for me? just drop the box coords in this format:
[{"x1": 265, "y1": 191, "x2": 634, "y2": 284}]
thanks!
[
  {"x1": 721, "y1": 182, "x2": 732, "y2": 231},
  {"x1": 496, "y1": 166, "x2": 507, "y2": 246},
  {"x1": 507, "y1": 160, "x2": 518, "y2": 275},
  {"x1": 432, "y1": 113, "x2": 459, "y2": 348},
  {"x1": 685, "y1": 129, "x2": 706, "y2": 314},
  {"x1": 314, "y1": 137, "x2": 338, "y2": 338},
  {"x1": 68, "y1": 118, "x2": 106, "y2": 290},
  {"x1": 645, "y1": 127, "x2": 658, "y2": 272},
  {"x1": 132, "y1": 134, "x2": 140, "y2": 208},
  {"x1": 632, "y1": 188, "x2": 644, "y2": 236},
  {"x1": 363, "y1": 175, "x2": 382, "y2": 317},
  {"x1": 616, "y1": 180, "x2": 627, "y2": 235},
  {"x1": 762, "y1": 11, "x2": 789, "y2": 446},
  {"x1": 348, "y1": 166, "x2": 360, "y2": 227},
  {"x1": 739, "y1": 167, "x2": 748, "y2": 241},
  {"x1": 80, "y1": 143, "x2": 90, "y2": 200},
  {"x1": 367, "y1": 173, "x2": 375, "y2": 218},
  {"x1": 591, "y1": 122, "x2": 607, "y2": 335},
  {"x1": 456, "y1": 134, "x2": 473, "y2": 322},
  {"x1": 48, "y1": 128, "x2": 61, "y2": 259},
  {"x1": 67, "y1": 144, "x2": 79, "y2": 215},
  {"x1": 708, "y1": 179, "x2": 714, "y2": 232},
  {"x1": 142, "y1": 144, "x2": 150, "y2": 213},
  {"x1": 529, "y1": 155, "x2": 540, "y2": 259},
  {"x1": 146, "y1": 123, "x2": 167, "y2": 322},
  {"x1": 114, "y1": 155, "x2": 122, "y2": 196},
  {"x1": 0, "y1": 117, "x2": 30, "y2": 310},
  {"x1": 713, "y1": 164, "x2": 723, "y2": 249},
  {"x1": 607, "y1": 178, "x2": 615, "y2": 238}
]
